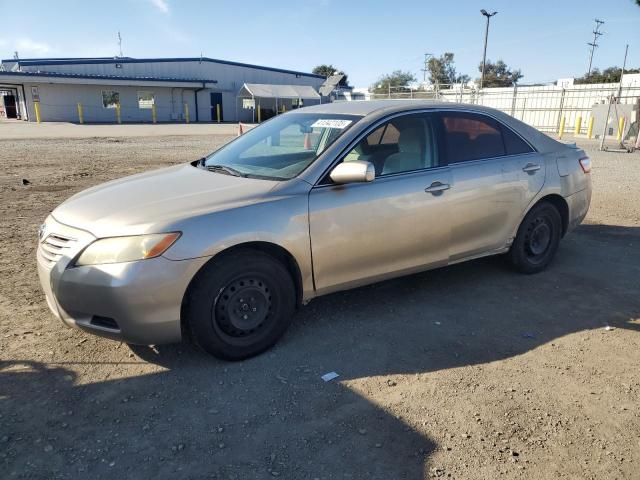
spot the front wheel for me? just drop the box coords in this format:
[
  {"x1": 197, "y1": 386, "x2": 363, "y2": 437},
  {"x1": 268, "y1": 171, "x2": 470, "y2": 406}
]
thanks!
[
  {"x1": 509, "y1": 202, "x2": 562, "y2": 274},
  {"x1": 185, "y1": 250, "x2": 296, "y2": 360}
]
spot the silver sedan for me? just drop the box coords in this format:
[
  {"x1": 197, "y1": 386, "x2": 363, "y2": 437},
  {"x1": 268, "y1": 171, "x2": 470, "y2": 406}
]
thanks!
[{"x1": 37, "y1": 101, "x2": 592, "y2": 359}]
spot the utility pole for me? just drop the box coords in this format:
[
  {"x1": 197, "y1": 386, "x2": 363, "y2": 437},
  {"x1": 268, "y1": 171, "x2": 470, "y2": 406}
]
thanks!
[
  {"x1": 616, "y1": 44, "x2": 628, "y2": 100},
  {"x1": 480, "y1": 9, "x2": 498, "y2": 90},
  {"x1": 599, "y1": 44, "x2": 628, "y2": 151},
  {"x1": 587, "y1": 19, "x2": 604, "y2": 76},
  {"x1": 421, "y1": 53, "x2": 433, "y2": 83},
  {"x1": 117, "y1": 31, "x2": 123, "y2": 58}
]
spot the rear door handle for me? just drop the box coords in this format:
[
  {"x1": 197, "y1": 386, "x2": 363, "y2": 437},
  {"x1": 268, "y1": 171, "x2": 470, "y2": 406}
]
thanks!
[
  {"x1": 522, "y1": 163, "x2": 541, "y2": 173},
  {"x1": 425, "y1": 181, "x2": 451, "y2": 194}
]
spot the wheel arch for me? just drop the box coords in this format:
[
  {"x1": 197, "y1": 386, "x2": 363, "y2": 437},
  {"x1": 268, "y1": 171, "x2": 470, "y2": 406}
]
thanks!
[
  {"x1": 180, "y1": 241, "x2": 304, "y2": 336},
  {"x1": 525, "y1": 193, "x2": 569, "y2": 237}
]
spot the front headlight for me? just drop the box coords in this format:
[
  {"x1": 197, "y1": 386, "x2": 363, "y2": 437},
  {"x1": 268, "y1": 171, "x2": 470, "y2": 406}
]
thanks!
[{"x1": 75, "y1": 232, "x2": 181, "y2": 266}]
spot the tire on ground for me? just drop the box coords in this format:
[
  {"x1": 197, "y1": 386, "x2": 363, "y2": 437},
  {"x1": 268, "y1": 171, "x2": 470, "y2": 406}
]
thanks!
[
  {"x1": 184, "y1": 249, "x2": 295, "y2": 360},
  {"x1": 509, "y1": 201, "x2": 562, "y2": 274}
]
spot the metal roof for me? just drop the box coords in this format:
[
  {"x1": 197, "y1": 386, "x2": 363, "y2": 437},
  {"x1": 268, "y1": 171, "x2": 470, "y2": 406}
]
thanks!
[
  {"x1": 240, "y1": 83, "x2": 320, "y2": 99},
  {"x1": 2, "y1": 56, "x2": 324, "y2": 79},
  {"x1": 0, "y1": 70, "x2": 217, "y2": 86},
  {"x1": 319, "y1": 75, "x2": 345, "y2": 96}
]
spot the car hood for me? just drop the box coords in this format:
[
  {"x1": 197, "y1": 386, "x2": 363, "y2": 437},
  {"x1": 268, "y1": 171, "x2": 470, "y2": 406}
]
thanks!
[{"x1": 52, "y1": 163, "x2": 279, "y2": 237}]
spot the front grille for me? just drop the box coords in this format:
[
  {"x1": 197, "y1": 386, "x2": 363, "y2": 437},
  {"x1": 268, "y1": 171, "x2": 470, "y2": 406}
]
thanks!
[{"x1": 39, "y1": 233, "x2": 76, "y2": 268}]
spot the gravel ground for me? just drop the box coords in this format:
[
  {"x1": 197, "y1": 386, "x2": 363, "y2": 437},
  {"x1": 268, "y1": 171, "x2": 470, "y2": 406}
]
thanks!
[{"x1": 0, "y1": 132, "x2": 639, "y2": 479}]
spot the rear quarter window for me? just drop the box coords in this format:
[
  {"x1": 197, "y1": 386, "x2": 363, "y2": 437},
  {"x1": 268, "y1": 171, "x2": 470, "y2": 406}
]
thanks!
[{"x1": 502, "y1": 126, "x2": 535, "y2": 155}]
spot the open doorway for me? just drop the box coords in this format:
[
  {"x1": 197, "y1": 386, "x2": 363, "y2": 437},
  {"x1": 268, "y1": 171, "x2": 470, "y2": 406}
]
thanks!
[
  {"x1": 3, "y1": 94, "x2": 17, "y2": 118},
  {"x1": 210, "y1": 92, "x2": 223, "y2": 122},
  {"x1": 0, "y1": 86, "x2": 23, "y2": 120}
]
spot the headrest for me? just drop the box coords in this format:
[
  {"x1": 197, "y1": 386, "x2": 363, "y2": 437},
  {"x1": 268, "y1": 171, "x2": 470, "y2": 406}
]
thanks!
[{"x1": 398, "y1": 127, "x2": 422, "y2": 153}]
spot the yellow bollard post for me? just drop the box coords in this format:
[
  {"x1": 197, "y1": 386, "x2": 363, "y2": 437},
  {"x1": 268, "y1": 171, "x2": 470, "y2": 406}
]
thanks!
[
  {"x1": 574, "y1": 116, "x2": 581, "y2": 135},
  {"x1": 558, "y1": 116, "x2": 566, "y2": 139},
  {"x1": 115, "y1": 103, "x2": 121, "y2": 124},
  {"x1": 151, "y1": 104, "x2": 157, "y2": 123},
  {"x1": 184, "y1": 103, "x2": 190, "y2": 124},
  {"x1": 616, "y1": 117, "x2": 625, "y2": 141},
  {"x1": 216, "y1": 104, "x2": 221, "y2": 123},
  {"x1": 587, "y1": 117, "x2": 594, "y2": 139},
  {"x1": 77, "y1": 103, "x2": 84, "y2": 124},
  {"x1": 34, "y1": 101, "x2": 41, "y2": 123}
]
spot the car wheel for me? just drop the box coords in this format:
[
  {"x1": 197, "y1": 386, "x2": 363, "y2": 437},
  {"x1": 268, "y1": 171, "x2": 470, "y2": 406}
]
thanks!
[
  {"x1": 185, "y1": 250, "x2": 295, "y2": 360},
  {"x1": 509, "y1": 202, "x2": 562, "y2": 274}
]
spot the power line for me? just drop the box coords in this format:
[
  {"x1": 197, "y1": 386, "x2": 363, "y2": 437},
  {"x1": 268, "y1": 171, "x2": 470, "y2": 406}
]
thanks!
[{"x1": 587, "y1": 19, "x2": 604, "y2": 76}]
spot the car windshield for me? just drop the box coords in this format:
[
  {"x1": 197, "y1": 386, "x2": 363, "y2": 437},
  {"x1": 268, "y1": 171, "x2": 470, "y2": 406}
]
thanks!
[{"x1": 203, "y1": 113, "x2": 360, "y2": 180}]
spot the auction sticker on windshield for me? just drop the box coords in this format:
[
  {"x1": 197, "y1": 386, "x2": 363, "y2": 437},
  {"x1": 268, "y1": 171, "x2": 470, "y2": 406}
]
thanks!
[{"x1": 311, "y1": 119, "x2": 353, "y2": 129}]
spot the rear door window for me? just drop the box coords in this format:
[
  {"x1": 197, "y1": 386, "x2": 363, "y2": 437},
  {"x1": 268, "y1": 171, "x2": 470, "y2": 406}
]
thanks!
[{"x1": 440, "y1": 112, "x2": 506, "y2": 163}]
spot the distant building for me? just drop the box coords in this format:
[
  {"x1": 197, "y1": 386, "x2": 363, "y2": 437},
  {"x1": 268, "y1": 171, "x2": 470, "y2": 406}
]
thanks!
[
  {"x1": 557, "y1": 78, "x2": 575, "y2": 88},
  {"x1": 0, "y1": 56, "x2": 325, "y2": 123}
]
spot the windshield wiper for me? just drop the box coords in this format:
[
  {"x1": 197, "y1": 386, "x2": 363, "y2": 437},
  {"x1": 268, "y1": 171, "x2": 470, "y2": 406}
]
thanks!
[{"x1": 206, "y1": 164, "x2": 246, "y2": 177}]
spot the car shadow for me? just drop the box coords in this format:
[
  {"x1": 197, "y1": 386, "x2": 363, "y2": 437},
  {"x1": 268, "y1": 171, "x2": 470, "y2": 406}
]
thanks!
[{"x1": 2, "y1": 223, "x2": 639, "y2": 479}]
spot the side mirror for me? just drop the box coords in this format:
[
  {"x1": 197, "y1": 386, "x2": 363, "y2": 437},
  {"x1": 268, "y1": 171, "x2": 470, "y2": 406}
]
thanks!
[{"x1": 329, "y1": 161, "x2": 375, "y2": 184}]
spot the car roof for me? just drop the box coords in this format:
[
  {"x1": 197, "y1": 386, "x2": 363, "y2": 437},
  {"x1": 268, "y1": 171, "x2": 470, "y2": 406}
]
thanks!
[{"x1": 301, "y1": 99, "x2": 453, "y2": 116}]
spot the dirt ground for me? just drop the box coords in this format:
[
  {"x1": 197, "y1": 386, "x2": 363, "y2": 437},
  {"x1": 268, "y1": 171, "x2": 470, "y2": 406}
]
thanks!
[{"x1": 0, "y1": 130, "x2": 639, "y2": 480}]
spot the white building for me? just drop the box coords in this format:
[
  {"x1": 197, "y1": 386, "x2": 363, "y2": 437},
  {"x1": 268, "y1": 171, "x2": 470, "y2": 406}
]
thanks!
[{"x1": 0, "y1": 56, "x2": 326, "y2": 123}]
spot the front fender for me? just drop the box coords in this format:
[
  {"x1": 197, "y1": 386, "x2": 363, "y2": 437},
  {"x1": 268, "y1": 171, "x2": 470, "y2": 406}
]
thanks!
[{"x1": 162, "y1": 193, "x2": 314, "y2": 299}]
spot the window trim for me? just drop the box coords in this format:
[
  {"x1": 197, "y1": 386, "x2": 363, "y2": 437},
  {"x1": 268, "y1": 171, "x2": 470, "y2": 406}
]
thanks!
[{"x1": 314, "y1": 110, "x2": 443, "y2": 187}]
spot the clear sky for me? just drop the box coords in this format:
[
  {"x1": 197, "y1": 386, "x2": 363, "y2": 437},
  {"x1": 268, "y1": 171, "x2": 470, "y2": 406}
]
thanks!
[{"x1": 0, "y1": 0, "x2": 638, "y2": 87}]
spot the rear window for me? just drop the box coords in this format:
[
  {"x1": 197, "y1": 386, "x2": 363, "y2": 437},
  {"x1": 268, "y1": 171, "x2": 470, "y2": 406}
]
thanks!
[{"x1": 441, "y1": 112, "x2": 505, "y2": 163}]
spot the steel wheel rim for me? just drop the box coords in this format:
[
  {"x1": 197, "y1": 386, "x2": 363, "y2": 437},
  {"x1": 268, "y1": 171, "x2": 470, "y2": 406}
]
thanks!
[
  {"x1": 214, "y1": 277, "x2": 272, "y2": 339},
  {"x1": 525, "y1": 216, "x2": 552, "y2": 261}
]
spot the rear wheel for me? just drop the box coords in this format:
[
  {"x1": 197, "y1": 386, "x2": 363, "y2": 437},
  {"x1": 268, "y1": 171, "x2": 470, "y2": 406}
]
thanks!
[
  {"x1": 509, "y1": 202, "x2": 562, "y2": 274},
  {"x1": 185, "y1": 250, "x2": 295, "y2": 360}
]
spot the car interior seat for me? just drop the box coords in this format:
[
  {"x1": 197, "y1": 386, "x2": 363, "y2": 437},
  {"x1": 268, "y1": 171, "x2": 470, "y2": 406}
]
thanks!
[{"x1": 382, "y1": 125, "x2": 426, "y2": 175}]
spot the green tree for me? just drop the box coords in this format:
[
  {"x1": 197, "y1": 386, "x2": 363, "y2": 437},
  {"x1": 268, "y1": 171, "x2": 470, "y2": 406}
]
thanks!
[
  {"x1": 427, "y1": 53, "x2": 470, "y2": 86},
  {"x1": 478, "y1": 60, "x2": 523, "y2": 87},
  {"x1": 312, "y1": 64, "x2": 349, "y2": 86},
  {"x1": 575, "y1": 66, "x2": 640, "y2": 84},
  {"x1": 370, "y1": 70, "x2": 416, "y2": 93}
]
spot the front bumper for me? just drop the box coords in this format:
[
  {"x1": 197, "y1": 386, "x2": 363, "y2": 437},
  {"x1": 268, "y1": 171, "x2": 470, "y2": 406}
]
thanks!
[{"x1": 37, "y1": 216, "x2": 210, "y2": 345}]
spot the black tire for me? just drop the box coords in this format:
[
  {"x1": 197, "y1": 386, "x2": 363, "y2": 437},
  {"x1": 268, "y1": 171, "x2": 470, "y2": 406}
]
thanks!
[
  {"x1": 509, "y1": 202, "x2": 562, "y2": 274},
  {"x1": 184, "y1": 250, "x2": 295, "y2": 360}
]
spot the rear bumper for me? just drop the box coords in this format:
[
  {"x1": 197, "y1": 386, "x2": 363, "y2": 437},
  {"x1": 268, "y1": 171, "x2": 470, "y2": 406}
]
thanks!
[
  {"x1": 37, "y1": 217, "x2": 210, "y2": 345},
  {"x1": 565, "y1": 185, "x2": 592, "y2": 233}
]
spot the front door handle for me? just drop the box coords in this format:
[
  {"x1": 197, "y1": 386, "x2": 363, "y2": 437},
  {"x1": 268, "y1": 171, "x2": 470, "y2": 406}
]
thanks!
[
  {"x1": 522, "y1": 163, "x2": 541, "y2": 173},
  {"x1": 425, "y1": 181, "x2": 451, "y2": 194}
]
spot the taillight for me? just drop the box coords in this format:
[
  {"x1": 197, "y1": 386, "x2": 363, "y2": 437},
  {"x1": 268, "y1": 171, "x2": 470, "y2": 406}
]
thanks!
[{"x1": 578, "y1": 156, "x2": 591, "y2": 174}]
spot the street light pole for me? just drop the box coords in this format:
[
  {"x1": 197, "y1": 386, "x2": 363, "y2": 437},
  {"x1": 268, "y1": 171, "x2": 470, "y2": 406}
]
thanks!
[{"x1": 480, "y1": 9, "x2": 497, "y2": 90}]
